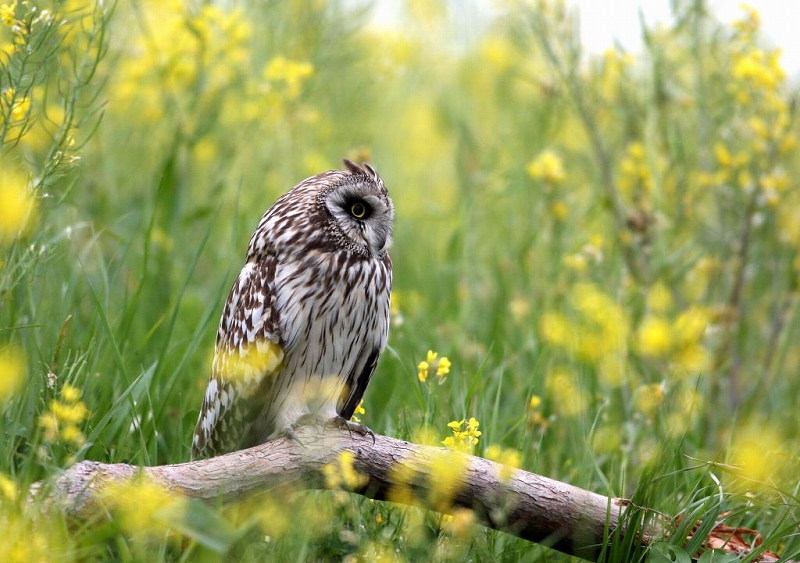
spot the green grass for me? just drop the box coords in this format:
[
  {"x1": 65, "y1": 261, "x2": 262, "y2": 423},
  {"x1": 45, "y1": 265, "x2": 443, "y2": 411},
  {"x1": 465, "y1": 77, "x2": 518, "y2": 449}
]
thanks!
[{"x1": 1, "y1": 0, "x2": 800, "y2": 561}]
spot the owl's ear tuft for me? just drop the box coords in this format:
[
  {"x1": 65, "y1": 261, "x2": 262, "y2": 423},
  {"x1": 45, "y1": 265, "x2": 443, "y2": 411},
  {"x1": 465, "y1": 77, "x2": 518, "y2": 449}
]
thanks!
[
  {"x1": 343, "y1": 158, "x2": 364, "y2": 174},
  {"x1": 343, "y1": 158, "x2": 381, "y2": 185}
]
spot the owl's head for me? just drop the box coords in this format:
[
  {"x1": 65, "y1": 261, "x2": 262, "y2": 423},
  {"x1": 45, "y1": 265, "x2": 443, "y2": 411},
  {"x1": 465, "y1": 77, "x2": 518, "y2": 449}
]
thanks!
[
  {"x1": 249, "y1": 160, "x2": 394, "y2": 261},
  {"x1": 319, "y1": 159, "x2": 394, "y2": 258}
]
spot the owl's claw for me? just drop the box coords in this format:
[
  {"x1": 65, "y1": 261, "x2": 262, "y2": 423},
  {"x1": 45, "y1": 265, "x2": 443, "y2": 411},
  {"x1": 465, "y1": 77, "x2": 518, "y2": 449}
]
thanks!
[
  {"x1": 277, "y1": 415, "x2": 376, "y2": 446},
  {"x1": 331, "y1": 416, "x2": 376, "y2": 445},
  {"x1": 281, "y1": 425, "x2": 307, "y2": 446},
  {"x1": 280, "y1": 413, "x2": 331, "y2": 446}
]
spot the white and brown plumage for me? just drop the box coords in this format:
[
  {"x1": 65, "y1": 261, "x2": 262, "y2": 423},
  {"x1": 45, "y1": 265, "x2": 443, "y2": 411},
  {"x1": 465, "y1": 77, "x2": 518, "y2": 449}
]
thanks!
[{"x1": 192, "y1": 160, "x2": 394, "y2": 459}]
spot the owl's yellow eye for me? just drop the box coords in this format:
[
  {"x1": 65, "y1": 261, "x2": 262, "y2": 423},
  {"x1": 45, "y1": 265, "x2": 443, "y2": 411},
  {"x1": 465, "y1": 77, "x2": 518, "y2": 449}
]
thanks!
[{"x1": 348, "y1": 201, "x2": 368, "y2": 219}]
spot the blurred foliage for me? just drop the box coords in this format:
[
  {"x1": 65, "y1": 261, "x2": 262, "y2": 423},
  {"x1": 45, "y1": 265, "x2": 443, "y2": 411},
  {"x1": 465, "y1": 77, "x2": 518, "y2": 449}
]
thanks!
[{"x1": 1, "y1": 0, "x2": 799, "y2": 561}]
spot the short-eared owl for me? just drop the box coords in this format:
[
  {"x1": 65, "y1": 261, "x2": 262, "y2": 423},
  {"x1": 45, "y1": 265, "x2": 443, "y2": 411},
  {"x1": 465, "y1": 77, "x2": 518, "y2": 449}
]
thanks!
[{"x1": 192, "y1": 160, "x2": 394, "y2": 459}]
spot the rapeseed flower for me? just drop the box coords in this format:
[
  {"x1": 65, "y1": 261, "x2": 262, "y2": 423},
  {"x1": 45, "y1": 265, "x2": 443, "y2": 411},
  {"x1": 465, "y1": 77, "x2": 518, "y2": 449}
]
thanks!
[
  {"x1": 442, "y1": 417, "x2": 481, "y2": 453},
  {"x1": 633, "y1": 382, "x2": 665, "y2": 418},
  {"x1": 485, "y1": 445, "x2": 522, "y2": 481},
  {"x1": 527, "y1": 394, "x2": 547, "y2": 426},
  {"x1": 442, "y1": 507, "x2": 476, "y2": 540},
  {"x1": 215, "y1": 338, "x2": 284, "y2": 389},
  {"x1": 38, "y1": 383, "x2": 89, "y2": 446},
  {"x1": 0, "y1": 160, "x2": 35, "y2": 242},
  {"x1": 2, "y1": 87, "x2": 30, "y2": 133},
  {"x1": 322, "y1": 450, "x2": 368, "y2": 491},
  {"x1": 0, "y1": 346, "x2": 25, "y2": 399},
  {"x1": 0, "y1": 472, "x2": 17, "y2": 500},
  {"x1": 726, "y1": 422, "x2": 786, "y2": 493},
  {"x1": 100, "y1": 475, "x2": 188, "y2": 539},
  {"x1": 417, "y1": 350, "x2": 450, "y2": 383},
  {"x1": 0, "y1": 2, "x2": 16, "y2": 28},
  {"x1": 526, "y1": 149, "x2": 565, "y2": 184},
  {"x1": 387, "y1": 459, "x2": 417, "y2": 506},
  {"x1": 636, "y1": 305, "x2": 710, "y2": 374},
  {"x1": 618, "y1": 141, "x2": 654, "y2": 196},
  {"x1": 264, "y1": 56, "x2": 314, "y2": 99},
  {"x1": 350, "y1": 399, "x2": 366, "y2": 423},
  {"x1": 637, "y1": 316, "x2": 673, "y2": 358},
  {"x1": 546, "y1": 366, "x2": 588, "y2": 416},
  {"x1": 428, "y1": 449, "x2": 468, "y2": 511}
]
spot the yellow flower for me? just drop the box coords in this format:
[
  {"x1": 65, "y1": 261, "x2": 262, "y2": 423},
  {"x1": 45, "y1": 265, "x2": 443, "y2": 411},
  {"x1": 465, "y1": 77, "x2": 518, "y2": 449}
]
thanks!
[
  {"x1": 637, "y1": 316, "x2": 673, "y2": 358},
  {"x1": 674, "y1": 344, "x2": 708, "y2": 374},
  {"x1": 436, "y1": 356, "x2": 451, "y2": 378},
  {"x1": 0, "y1": 515, "x2": 53, "y2": 563},
  {"x1": 713, "y1": 143, "x2": 733, "y2": 168},
  {"x1": 618, "y1": 142, "x2": 654, "y2": 194},
  {"x1": 428, "y1": 449, "x2": 468, "y2": 511},
  {"x1": 563, "y1": 252, "x2": 587, "y2": 272},
  {"x1": 350, "y1": 399, "x2": 366, "y2": 422},
  {"x1": 547, "y1": 366, "x2": 588, "y2": 416},
  {"x1": 726, "y1": 422, "x2": 786, "y2": 493},
  {"x1": 480, "y1": 35, "x2": 514, "y2": 72},
  {"x1": 538, "y1": 312, "x2": 572, "y2": 346},
  {"x1": 215, "y1": 339, "x2": 284, "y2": 390},
  {"x1": 387, "y1": 458, "x2": 418, "y2": 506},
  {"x1": 527, "y1": 149, "x2": 565, "y2": 184},
  {"x1": 264, "y1": 56, "x2": 314, "y2": 99},
  {"x1": 38, "y1": 383, "x2": 90, "y2": 446},
  {"x1": 0, "y1": 160, "x2": 35, "y2": 243},
  {"x1": 733, "y1": 4, "x2": 761, "y2": 35},
  {"x1": 100, "y1": 475, "x2": 188, "y2": 538},
  {"x1": 550, "y1": 200, "x2": 569, "y2": 220},
  {"x1": 443, "y1": 507, "x2": 477, "y2": 540},
  {"x1": 485, "y1": 445, "x2": 522, "y2": 481},
  {"x1": 442, "y1": 417, "x2": 481, "y2": 453},
  {"x1": 672, "y1": 306, "x2": 709, "y2": 346},
  {"x1": 570, "y1": 283, "x2": 628, "y2": 362},
  {"x1": 0, "y1": 472, "x2": 18, "y2": 501},
  {"x1": 508, "y1": 297, "x2": 530, "y2": 323},
  {"x1": 322, "y1": 450, "x2": 368, "y2": 491},
  {"x1": 647, "y1": 283, "x2": 673, "y2": 313},
  {"x1": 0, "y1": 2, "x2": 16, "y2": 28},
  {"x1": 417, "y1": 360, "x2": 429, "y2": 383},
  {"x1": 2, "y1": 87, "x2": 31, "y2": 138},
  {"x1": 49, "y1": 398, "x2": 89, "y2": 425},
  {"x1": 60, "y1": 383, "x2": 82, "y2": 403},
  {"x1": 0, "y1": 345, "x2": 25, "y2": 400},
  {"x1": 418, "y1": 350, "x2": 450, "y2": 383},
  {"x1": 633, "y1": 383, "x2": 665, "y2": 418}
]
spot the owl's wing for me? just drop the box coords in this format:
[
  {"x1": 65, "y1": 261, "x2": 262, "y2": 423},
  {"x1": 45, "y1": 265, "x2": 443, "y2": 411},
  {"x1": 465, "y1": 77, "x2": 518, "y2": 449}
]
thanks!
[
  {"x1": 339, "y1": 253, "x2": 393, "y2": 420},
  {"x1": 339, "y1": 346, "x2": 382, "y2": 420},
  {"x1": 191, "y1": 258, "x2": 284, "y2": 460}
]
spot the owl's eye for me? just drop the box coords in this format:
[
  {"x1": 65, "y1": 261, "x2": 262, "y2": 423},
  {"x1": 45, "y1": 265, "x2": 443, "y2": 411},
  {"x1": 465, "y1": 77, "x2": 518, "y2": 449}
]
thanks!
[{"x1": 347, "y1": 199, "x2": 370, "y2": 219}]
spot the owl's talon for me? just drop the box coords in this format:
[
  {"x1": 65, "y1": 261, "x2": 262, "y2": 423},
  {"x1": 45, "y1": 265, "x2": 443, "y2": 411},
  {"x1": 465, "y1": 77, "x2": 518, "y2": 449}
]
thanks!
[
  {"x1": 331, "y1": 417, "x2": 376, "y2": 445},
  {"x1": 281, "y1": 426, "x2": 307, "y2": 446}
]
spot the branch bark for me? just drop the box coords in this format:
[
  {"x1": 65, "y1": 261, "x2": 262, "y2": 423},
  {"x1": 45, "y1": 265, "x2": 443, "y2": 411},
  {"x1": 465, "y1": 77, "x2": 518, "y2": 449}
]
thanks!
[
  {"x1": 31, "y1": 426, "x2": 795, "y2": 562},
  {"x1": 34, "y1": 426, "x2": 629, "y2": 560}
]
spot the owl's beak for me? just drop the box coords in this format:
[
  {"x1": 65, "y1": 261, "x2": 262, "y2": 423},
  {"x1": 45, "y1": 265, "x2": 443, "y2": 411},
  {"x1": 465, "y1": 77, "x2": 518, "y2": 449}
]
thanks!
[{"x1": 366, "y1": 225, "x2": 391, "y2": 257}]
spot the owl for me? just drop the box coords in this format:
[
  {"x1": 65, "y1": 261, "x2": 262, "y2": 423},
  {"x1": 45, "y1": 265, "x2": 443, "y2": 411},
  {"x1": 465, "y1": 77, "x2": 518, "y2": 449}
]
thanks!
[{"x1": 191, "y1": 159, "x2": 394, "y2": 460}]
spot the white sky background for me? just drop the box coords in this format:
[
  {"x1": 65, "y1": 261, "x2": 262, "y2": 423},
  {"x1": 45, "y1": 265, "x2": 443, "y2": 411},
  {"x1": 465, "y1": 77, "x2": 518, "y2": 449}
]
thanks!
[
  {"x1": 369, "y1": 1, "x2": 800, "y2": 80},
  {"x1": 576, "y1": 1, "x2": 800, "y2": 79}
]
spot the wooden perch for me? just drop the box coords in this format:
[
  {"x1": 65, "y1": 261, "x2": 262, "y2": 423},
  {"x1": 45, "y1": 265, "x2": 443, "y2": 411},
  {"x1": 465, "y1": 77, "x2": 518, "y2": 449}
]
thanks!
[{"x1": 32, "y1": 426, "x2": 786, "y2": 562}]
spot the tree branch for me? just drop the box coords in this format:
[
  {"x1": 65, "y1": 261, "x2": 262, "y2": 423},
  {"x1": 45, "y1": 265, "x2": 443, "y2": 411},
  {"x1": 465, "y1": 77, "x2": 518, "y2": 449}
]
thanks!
[{"x1": 32, "y1": 427, "x2": 789, "y2": 562}]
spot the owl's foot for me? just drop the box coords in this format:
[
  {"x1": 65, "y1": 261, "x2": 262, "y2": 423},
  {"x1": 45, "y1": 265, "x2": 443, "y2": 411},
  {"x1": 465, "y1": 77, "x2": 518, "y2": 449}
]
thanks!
[
  {"x1": 330, "y1": 416, "x2": 376, "y2": 445},
  {"x1": 277, "y1": 414, "x2": 375, "y2": 445},
  {"x1": 278, "y1": 413, "x2": 328, "y2": 445}
]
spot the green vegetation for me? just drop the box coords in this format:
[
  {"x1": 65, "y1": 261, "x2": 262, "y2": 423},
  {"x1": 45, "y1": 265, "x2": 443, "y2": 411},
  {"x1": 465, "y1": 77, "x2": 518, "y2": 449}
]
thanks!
[{"x1": 1, "y1": 0, "x2": 799, "y2": 561}]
